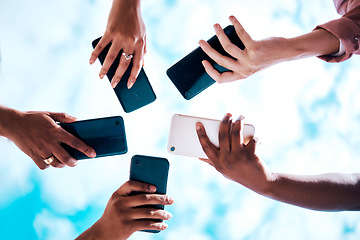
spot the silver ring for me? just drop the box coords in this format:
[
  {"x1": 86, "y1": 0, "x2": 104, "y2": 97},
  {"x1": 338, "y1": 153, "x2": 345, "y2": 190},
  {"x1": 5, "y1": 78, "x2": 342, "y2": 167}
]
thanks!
[
  {"x1": 43, "y1": 155, "x2": 55, "y2": 165},
  {"x1": 122, "y1": 52, "x2": 133, "y2": 60}
]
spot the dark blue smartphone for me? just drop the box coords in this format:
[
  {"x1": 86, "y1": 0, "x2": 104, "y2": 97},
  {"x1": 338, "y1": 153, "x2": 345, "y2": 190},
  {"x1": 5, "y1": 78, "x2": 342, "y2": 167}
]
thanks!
[
  {"x1": 129, "y1": 155, "x2": 170, "y2": 233},
  {"x1": 92, "y1": 37, "x2": 156, "y2": 113},
  {"x1": 59, "y1": 116, "x2": 127, "y2": 160},
  {"x1": 166, "y1": 25, "x2": 245, "y2": 100}
]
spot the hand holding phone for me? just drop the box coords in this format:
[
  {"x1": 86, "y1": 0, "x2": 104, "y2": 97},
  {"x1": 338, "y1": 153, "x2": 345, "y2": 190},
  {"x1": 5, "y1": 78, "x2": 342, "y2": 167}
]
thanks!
[
  {"x1": 166, "y1": 25, "x2": 244, "y2": 100},
  {"x1": 92, "y1": 37, "x2": 156, "y2": 113},
  {"x1": 60, "y1": 116, "x2": 127, "y2": 160},
  {"x1": 167, "y1": 114, "x2": 255, "y2": 159},
  {"x1": 129, "y1": 155, "x2": 170, "y2": 233}
]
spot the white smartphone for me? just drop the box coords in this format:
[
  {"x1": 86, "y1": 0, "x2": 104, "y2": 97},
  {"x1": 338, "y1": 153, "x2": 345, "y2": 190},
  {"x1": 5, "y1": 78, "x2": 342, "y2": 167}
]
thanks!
[{"x1": 167, "y1": 114, "x2": 255, "y2": 159}]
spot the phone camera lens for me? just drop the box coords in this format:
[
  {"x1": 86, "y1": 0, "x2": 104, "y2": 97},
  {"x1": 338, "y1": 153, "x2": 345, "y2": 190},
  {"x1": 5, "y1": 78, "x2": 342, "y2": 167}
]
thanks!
[
  {"x1": 170, "y1": 146, "x2": 175, "y2": 152},
  {"x1": 135, "y1": 159, "x2": 141, "y2": 165},
  {"x1": 115, "y1": 121, "x2": 119, "y2": 125}
]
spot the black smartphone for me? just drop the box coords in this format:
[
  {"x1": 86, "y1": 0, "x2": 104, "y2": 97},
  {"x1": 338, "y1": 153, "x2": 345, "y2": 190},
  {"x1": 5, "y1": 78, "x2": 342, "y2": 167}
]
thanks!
[
  {"x1": 59, "y1": 116, "x2": 127, "y2": 160},
  {"x1": 129, "y1": 155, "x2": 170, "y2": 233},
  {"x1": 166, "y1": 25, "x2": 245, "y2": 100},
  {"x1": 92, "y1": 37, "x2": 156, "y2": 113}
]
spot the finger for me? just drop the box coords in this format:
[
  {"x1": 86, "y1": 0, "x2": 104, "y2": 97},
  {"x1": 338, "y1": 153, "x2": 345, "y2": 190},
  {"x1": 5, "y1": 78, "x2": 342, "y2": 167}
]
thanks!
[
  {"x1": 127, "y1": 46, "x2": 144, "y2": 89},
  {"x1": 59, "y1": 129, "x2": 96, "y2": 158},
  {"x1": 110, "y1": 48, "x2": 134, "y2": 88},
  {"x1": 48, "y1": 112, "x2": 77, "y2": 123},
  {"x1": 99, "y1": 42, "x2": 122, "y2": 79},
  {"x1": 32, "y1": 155, "x2": 49, "y2": 170},
  {"x1": 49, "y1": 156, "x2": 65, "y2": 168},
  {"x1": 131, "y1": 208, "x2": 172, "y2": 221},
  {"x1": 199, "y1": 40, "x2": 239, "y2": 73},
  {"x1": 196, "y1": 122, "x2": 218, "y2": 160},
  {"x1": 219, "y1": 113, "x2": 232, "y2": 153},
  {"x1": 117, "y1": 180, "x2": 157, "y2": 196},
  {"x1": 229, "y1": 15, "x2": 253, "y2": 48},
  {"x1": 52, "y1": 146, "x2": 78, "y2": 167},
  {"x1": 133, "y1": 220, "x2": 168, "y2": 232},
  {"x1": 214, "y1": 23, "x2": 243, "y2": 59},
  {"x1": 90, "y1": 35, "x2": 112, "y2": 65},
  {"x1": 202, "y1": 60, "x2": 245, "y2": 83},
  {"x1": 199, "y1": 158, "x2": 214, "y2": 167},
  {"x1": 231, "y1": 116, "x2": 245, "y2": 152},
  {"x1": 128, "y1": 194, "x2": 174, "y2": 208},
  {"x1": 246, "y1": 138, "x2": 257, "y2": 154}
]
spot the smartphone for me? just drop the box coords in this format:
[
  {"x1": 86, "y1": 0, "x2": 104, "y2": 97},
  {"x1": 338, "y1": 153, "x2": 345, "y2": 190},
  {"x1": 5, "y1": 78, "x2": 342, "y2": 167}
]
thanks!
[
  {"x1": 129, "y1": 155, "x2": 170, "y2": 233},
  {"x1": 166, "y1": 25, "x2": 245, "y2": 100},
  {"x1": 167, "y1": 114, "x2": 255, "y2": 159},
  {"x1": 59, "y1": 116, "x2": 127, "y2": 160},
  {"x1": 92, "y1": 37, "x2": 156, "y2": 113}
]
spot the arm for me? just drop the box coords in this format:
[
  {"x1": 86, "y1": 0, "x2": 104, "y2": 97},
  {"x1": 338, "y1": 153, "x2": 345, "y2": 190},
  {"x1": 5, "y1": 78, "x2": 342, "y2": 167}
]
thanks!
[
  {"x1": 196, "y1": 113, "x2": 360, "y2": 211},
  {"x1": 76, "y1": 181, "x2": 174, "y2": 240},
  {"x1": 315, "y1": 1, "x2": 360, "y2": 62},
  {"x1": 90, "y1": 0, "x2": 146, "y2": 89},
  {"x1": 0, "y1": 105, "x2": 96, "y2": 170},
  {"x1": 198, "y1": 14, "x2": 344, "y2": 83}
]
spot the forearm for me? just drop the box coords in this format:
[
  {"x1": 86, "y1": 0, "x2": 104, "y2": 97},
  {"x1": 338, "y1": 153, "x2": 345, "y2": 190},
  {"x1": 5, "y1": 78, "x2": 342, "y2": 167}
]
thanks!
[
  {"x1": 261, "y1": 172, "x2": 360, "y2": 211},
  {"x1": 279, "y1": 28, "x2": 340, "y2": 61}
]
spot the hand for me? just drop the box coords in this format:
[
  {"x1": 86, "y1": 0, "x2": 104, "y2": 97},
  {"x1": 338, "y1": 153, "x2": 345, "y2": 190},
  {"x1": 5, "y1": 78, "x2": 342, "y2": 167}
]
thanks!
[
  {"x1": 199, "y1": 15, "x2": 290, "y2": 83},
  {"x1": 90, "y1": 0, "x2": 146, "y2": 89},
  {"x1": 196, "y1": 113, "x2": 273, "y2": 194},
  {"x1": 77, "y1": 181, "x2": 174, "y2": 240},
  {"x1": 4, "y1": 110, "x2": 96, "y2": 170}
]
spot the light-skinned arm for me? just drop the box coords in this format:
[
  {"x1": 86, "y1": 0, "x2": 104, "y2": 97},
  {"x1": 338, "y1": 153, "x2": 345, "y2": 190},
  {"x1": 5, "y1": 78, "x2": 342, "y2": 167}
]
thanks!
[
  {"x1": 90, "y1": 0, "x2": 146, "y2": 89},
  {"x1": 199, "y1": 15, "x2": 341, "y2": 83}
]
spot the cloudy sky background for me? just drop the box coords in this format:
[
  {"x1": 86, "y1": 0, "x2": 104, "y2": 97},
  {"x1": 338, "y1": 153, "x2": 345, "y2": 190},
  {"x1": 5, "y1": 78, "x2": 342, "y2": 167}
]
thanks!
[{"x1": 1, "y1": 0, "x2": 360, "y2": 239}]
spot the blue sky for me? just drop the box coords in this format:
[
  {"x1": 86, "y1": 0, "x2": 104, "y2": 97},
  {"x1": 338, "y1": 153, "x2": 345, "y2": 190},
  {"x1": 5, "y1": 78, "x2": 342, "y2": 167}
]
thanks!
[{"x1": 1, "y1": 0, "x2": 360, "y2": 239}]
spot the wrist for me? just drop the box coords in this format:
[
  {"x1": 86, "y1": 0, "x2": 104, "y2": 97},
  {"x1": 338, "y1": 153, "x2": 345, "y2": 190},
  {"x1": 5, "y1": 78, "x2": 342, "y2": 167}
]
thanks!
[
  {"x1": 0, "y1": 106, "x2": 23, "y2": 138},
  {"x1": 76, "y1": 217, "x2": 130, "y2": 240},
  {"x1": 256, "y1": 172, "x2": 278, "y2": 198}
]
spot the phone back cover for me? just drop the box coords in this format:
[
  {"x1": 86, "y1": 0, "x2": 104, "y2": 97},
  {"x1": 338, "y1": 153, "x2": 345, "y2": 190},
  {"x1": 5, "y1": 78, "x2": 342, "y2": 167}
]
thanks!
[
  {"x1": 167, "y1": 114, "x2": 255, "y2": 159},
  {"x1": 130, "y1": 155, "x2": 169, "y2": 233},
  {"x1": 92, "y1": 38, "x2": 156, "y2": 113},
  {"x1": 166, "y1": 25, "x2": 244, "y2": 100},
  {"x1": 60, "y1": 116, "x2": 127, "y2": 160}
]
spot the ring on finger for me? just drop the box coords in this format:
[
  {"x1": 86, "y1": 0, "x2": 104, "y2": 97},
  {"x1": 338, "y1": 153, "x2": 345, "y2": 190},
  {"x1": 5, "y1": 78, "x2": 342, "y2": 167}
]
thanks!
[
  {"x1": 43, "y1": 155, "x2": 55, "y2": 165},
  {"x1": 122, "y1": 52, "x2": 133, "y2": 60}
]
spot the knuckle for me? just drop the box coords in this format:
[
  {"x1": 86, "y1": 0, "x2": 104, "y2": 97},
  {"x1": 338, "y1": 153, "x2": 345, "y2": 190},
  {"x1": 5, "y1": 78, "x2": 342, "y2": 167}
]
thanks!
[
  {"x1": 71, "y1": 139, "x2": 81, "y2": 148},
  {"x1": 136, "y1": 37, "x2": 145, "y2": 46},
  {"x1": 106, "y1": 53, "x2": 118, "y2": 61}
]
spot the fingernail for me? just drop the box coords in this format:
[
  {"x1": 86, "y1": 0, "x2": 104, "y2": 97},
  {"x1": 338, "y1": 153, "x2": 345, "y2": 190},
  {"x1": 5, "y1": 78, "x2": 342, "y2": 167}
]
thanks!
[
  {"x1": 89, "y1": 59, "x2": 95, "y2": 64},
  {"x1": 90, "y1": 150, "x2": 96, "y2": 158},
  {"x1": 127, "y1": 82, "x2": 134, "y2": 89},
  {"x1": 99, "y1": 74, "x2": 105, "y2": 79},
  {"x1": 229, "y1": 15, "x2": 235, "y2": 21},
  {"x1": 166, "y1": 212, "x2": 172, "y2": 220},
  {"x1": 73, "y1": 160, "x2": 78, "y2": 166},
  {"x1": 196, "y1": 123, "x2": 201, "y2": 130},
  {"x1": 167, "y1": 196, "x2": 174, "y2": 204},
  {"x1": 148, "y1": 185, "x2": 156, "y2": 192},
  {"x1": 238, "y1": 115, "x2": 245, "y2": 121}
]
